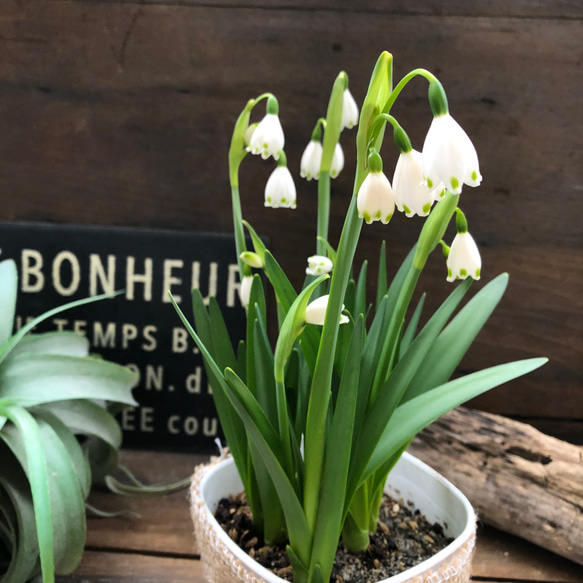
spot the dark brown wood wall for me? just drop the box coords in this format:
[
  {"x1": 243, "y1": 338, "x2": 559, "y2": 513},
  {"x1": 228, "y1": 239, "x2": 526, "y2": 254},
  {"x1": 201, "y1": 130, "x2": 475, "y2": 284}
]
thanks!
[{"x1": 1, "y1": 1, "x2": 581, "y2": 442}]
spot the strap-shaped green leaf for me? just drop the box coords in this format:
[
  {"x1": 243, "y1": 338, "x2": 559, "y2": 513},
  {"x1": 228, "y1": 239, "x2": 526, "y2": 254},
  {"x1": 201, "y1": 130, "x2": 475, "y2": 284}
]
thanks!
[
  {"x1": 404, "y1": 273, "x2": 508, "y2": 402},
  {"x1": 253, "y1": 314, "x2": 277, "y2": 427},
  {"x1": 399, "y1": 294, "x2": 426, "y2": 356},
  {"x1": 354, "y1": 261, "x2": 368, "y2": 318},
  {"x1": 375, "y1": 241, "x2": 387, "y2": 310},
  {"x1": 347, "y1": 279, "x2": 472, "y2": 497},
  {"x1": 0, "y1": 354, "x2": 137, "y2": 407},
  {"x1": 208, "y1": 297, "x2": 238, "y2": 371},
  {"x1": 222, "y1": 368, "x2": 312, "y2": 569},
  {"x1": 170, "y1": 294, "x2": 249, "y2": 488},
  {"x1": 364, "y1": 358, "x2": 548, "y2": 478},
  {"x1": 245, "y1": 275, "x2": 267, "y2": 396}
]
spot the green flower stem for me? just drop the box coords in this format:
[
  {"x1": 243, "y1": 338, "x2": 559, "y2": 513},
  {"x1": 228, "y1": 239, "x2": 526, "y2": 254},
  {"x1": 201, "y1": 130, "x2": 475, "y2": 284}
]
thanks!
[
  {"x1": 381, "y1": 68, "x2": 437, "y2": 116},
  {"x1": 231, "y1": 184, "x2": 247, "y2": 279},
  {"x1": 275, "y1": 378, "x2": 294, "y2": 479},
  {"x1": 370, "y1": 192, "x2": 458, "y2": 402},
  {"x1": 303, "y1": 195, "x2": 362, "y2": 533},
  {"x1": 228, "y1": 93, "x2": 276, "y2": 277},
  {"x1": 317, "y1": 171, "x2": 331, "y2": 256},
  {"x1": 304, "y1": 54, "x2": 393, "y2": 535}
]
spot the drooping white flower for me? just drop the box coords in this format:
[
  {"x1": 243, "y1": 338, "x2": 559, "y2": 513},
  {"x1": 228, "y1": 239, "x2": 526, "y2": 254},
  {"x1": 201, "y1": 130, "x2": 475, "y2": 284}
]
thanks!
[
  {"x1": 422, "y1": 113, "x2": 482, "y2": 195},
  {"x1": 305, "y1": 295, "x2": 349, "y2": 326},
  {"x1": 446, "y1": 232, "x2": 482, "y2": 282},
  {"x1": 393, "y1": 149, "x2": 438, "y2": 218},
  {"x1": 247, "y1": 114, "x2": 285, "y2": 160},
  {"x1": 341, "y1": 88, "x2": 359, "y2": 130},
  {"x1": 300, "y1": 140, "x2": 323, "y2": 181},
  {"x1": 239, "y1": 275, "x2": 254, "y2": 308},
  {"x1": 306, "y1": 255, "x2": 333, "y2": 276},
  {"x1": 330, "y1": 143, "x2": 344, "y2": 178},
  {"x1": 357, "y1": 171, "x2": 395, "y2": 225},
  {"x1": 265, "y1": 165, "x2": 297, "y2": 209}
]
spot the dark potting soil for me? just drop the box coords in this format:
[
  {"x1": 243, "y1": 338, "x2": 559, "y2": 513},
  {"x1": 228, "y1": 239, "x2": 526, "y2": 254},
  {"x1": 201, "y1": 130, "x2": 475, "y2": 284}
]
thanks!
[{"x1": 214, "y1": 492, "x2": 453, "y2": 583}]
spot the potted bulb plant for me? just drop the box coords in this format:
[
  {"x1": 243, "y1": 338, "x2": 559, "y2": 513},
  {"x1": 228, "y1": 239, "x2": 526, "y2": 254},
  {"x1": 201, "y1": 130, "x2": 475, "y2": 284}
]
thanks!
[{"x1": 174, "y1": 51, "x2": 547, "y2": 583}]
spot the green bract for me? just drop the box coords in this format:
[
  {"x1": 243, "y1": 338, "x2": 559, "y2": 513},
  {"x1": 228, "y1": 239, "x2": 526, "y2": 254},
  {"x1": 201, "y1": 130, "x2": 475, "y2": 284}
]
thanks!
[
  {"x1": 174, "y1": 52, "x2": 547, "y2": 583},
  {"x1": 0, "y1": 259, "x2": 139, "y2": 583}
]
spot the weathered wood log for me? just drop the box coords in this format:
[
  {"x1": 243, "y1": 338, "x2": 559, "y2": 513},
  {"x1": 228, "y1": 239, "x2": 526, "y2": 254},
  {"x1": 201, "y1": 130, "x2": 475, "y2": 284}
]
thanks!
[{"x1": 409, "y1": 407, "x2": 583, "y2": 565}]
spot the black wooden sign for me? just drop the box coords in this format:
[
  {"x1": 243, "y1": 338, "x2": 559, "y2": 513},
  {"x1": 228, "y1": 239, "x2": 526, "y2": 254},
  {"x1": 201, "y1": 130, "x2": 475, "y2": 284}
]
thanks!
[{"x1": 0, "y1": 222, "x2": 249, "y2": 452}]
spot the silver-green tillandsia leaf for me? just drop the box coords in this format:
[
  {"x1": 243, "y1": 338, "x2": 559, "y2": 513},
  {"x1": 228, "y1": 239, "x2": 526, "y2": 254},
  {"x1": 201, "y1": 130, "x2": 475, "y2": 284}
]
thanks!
[{"x1": 0, "y1": 354, "x2": 138, "y2": 407}]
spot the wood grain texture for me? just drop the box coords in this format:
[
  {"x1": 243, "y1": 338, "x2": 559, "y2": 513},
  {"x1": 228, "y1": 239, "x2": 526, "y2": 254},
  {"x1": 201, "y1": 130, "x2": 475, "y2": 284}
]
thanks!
[
  {"x1": 409, "y1": 407, "x2": 583, "y2": 565},
  {"x1": 0, "y1": 1, "x2": 581, "y2": 437},
  {"x1": 56, "y1": 449, "x2": 583, "y2": 582}
]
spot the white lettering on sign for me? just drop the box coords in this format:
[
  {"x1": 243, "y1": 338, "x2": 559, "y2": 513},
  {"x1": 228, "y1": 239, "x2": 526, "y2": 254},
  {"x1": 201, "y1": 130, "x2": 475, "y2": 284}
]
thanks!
[
  {"x1": 21, "y1": 249, "x2": 44, "y2": 292},
  {"x1": 90, "y1": 254, "x2": 116, "y2": 296},
  {"x1": 126, "y1": 257, "x2": 153, "y2": 301}
]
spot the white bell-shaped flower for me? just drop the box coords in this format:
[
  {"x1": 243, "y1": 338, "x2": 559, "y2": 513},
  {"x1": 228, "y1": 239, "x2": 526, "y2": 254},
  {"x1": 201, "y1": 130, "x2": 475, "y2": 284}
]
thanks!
[
  {"x1": 330, "y1": 143, "x2": 344, "y2": 179},
  {"x1": 446, "y1": 231, "x2": 481, "y2": 282},
  {"x1": 300, "y1": 140, "x2": 323, "y2": 181},
  {"x1": 341, "y1": 88, "x2": 359, "y2": 130},
  {"x1": 306, "y1": 255, "x2": 333, "y2": 276},
  {"x1": 422, "y1": 113, "x2": 482, "y2": 195},
  {"x1": 393, "y1": 149, "x2": 438, "y2": 218},
  {"x1": 305, "y1": 295, "x2": 349, "y2": 326},
  {"x1": 357, "y1": 170, "x2": 395, "y2": 225},
  {"x1": 247, "y1": 114, "x2": 285, "y2": 160},
  {"x1": 265, "y1": 164, "x2": 297, "y2": 209},
  {"x1": 239, "y1": 275, "x2": 254, "y2": 308}
]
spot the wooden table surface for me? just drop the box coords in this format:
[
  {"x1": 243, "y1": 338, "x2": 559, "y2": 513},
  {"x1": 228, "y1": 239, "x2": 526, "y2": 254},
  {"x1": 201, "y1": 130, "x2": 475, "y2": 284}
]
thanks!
[{"x1": 57, "y1": 450, "x2": 582, "y2": 583}]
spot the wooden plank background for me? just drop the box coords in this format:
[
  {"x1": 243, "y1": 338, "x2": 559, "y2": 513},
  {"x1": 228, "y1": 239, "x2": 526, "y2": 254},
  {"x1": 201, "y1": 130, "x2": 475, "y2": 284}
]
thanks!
[{"x1": 0, "y1": 1, "x2": 581, "y2": 441}]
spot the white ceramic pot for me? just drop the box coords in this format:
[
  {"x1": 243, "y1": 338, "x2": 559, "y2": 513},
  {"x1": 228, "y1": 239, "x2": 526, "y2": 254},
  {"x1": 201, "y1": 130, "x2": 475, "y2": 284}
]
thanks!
[{"x1": 191, "y1": 453, "x2": 476, "y2": 583}]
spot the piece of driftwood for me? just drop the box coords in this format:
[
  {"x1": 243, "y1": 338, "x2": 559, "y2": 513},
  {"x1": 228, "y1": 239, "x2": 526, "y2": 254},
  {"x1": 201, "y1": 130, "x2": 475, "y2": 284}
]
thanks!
[{"x1": 409, "y1": 406, "x2": 583, "y2": 566}]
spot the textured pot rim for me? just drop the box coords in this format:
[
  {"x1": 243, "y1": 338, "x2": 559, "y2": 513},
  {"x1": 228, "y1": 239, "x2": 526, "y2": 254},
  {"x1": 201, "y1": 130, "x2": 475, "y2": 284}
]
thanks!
[{"x1": 198, "y1": 452, "x2": 475, "y2": 583}]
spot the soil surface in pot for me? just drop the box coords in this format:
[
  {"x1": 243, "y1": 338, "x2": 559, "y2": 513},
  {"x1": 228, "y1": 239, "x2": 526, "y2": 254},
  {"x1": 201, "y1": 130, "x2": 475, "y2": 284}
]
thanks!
[{"x1": 215, "y1": 492, "x2": 453, "y2": 582}]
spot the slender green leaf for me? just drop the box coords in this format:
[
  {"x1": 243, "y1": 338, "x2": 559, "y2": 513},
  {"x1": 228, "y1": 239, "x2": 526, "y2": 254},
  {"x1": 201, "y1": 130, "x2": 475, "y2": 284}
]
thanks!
[
  {"x1": 222, "y1": 368, "x2": 312, "y2": 568},
  {"x1": 365, "y1": 358, "x2": 548, "y2": 478},
  {"x1": 375, "y1": 241, "x2": 387, "y2": 310},
  {"x1": 253, "y1": 314, "x2": 277, "y2": 427},
  {"x1": 208, "y1": 297, "x2": 238, "y2": 370},
  {"x1": 404, "y1": 274, "x2": 508, "y2": 402},
  {"x1": 400, "y1": 294, "x2": 425, "y2": 356},
  {"x1": 170, "y1": 294, "x2": 249, "y2": 488},
  {"x1": 348, "y1": 279, "x2": 472, "y2": 497},
  {"x1": 354, "y1": 261, "x2": 368, "y2": 318}
]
